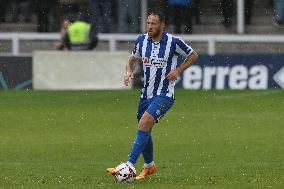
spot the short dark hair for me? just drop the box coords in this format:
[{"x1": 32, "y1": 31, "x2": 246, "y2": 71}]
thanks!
[{"x1": 148, "y1": 11, "x2": 166, "y2": 23}]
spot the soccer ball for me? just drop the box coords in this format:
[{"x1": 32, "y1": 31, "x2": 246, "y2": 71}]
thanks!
[{"x1": 114, "y1": 163, "x2": 136, "y2": 182}]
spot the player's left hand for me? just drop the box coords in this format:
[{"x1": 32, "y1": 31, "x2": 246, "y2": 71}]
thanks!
[{"x1": 166, "y1": 68, "x2": 181, "y2": 81}]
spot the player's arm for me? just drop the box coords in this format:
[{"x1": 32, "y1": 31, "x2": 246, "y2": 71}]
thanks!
[
  {"x1": 124, "y1": 56, "x2": 140, "y2": 86},
  {"x1": 166, "y1": 51, "x2": 198, "y2": 81}
]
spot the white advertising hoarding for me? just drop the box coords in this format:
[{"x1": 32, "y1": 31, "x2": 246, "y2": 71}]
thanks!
[{"x1": 33, "y1": 51, "x2": 130, "y2": 90}]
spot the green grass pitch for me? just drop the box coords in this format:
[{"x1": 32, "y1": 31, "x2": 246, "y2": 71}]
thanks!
[{"x1": 0, "y1": 89, "x2": 283, "y2": 189}]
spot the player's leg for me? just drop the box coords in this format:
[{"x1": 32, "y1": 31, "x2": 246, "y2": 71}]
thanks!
[
  {"x1": 136, "y1": 96, "x2": 174, "y2": 180},
  {"x1": 127, "y1": 111, "x2": 155, "y2": 165},
  {"x1": 138, "y1": 101, "x2": 155, "y2": 175},
  {"x1": 136, "y1": 99, "x2": 154, "y2": 167},
  {"x1": 107, "y1": 112, "x2": 155, "y2": 178},
  {"x1": 142, "y1": 134, "x2": 153, "y2": 166},
  {"x1": 108, "y1": 96, "x2": 174, "y2": 179},
  {"x1": 136, "y1": 134, "x2": 157, "y2": 180}
]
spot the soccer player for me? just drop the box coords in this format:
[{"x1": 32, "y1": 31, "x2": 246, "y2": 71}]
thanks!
[{"x1": 107, "y1": 10, "x2": 198, "y2": 180}]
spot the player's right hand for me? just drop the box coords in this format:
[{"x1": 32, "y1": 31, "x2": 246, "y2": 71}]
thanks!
[{"x1": 124, "y1": 72, "x2": 133, "y2": 86}]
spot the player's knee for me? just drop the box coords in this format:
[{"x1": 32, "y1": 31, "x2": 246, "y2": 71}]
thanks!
[
  {"x1": 138, "y1": 112, "x2": 155, "y2": 132},
  {"x1": 138, "y1": 120, "x2": 151, "y2": 132}
]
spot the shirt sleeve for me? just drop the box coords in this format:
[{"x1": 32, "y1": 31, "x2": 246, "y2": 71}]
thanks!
[
  {"x1": 175, "y1": 38, "x2": 193, "y2": 58},
  {"x1": 131, "y1": 36, "x2": 142, "y2": 58}
]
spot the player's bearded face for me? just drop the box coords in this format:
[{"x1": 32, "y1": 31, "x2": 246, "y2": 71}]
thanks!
[{"x1": 147, "y1": 15, "x2": 164, "y2": 39}]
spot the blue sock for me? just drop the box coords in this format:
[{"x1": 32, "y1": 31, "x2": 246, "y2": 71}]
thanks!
[
  {"x1": 142, "y1": 135, "x2": 153, "y2": 164},
  {"x1": 127, "y1": 130, "x2": 150, "y2": 165}
]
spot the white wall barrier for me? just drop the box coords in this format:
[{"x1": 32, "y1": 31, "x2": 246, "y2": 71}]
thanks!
[{"x1": 33, "y1": 51, "x2": 130, "y2": 90}]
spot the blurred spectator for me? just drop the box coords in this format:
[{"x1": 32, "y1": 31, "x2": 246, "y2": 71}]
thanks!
[
  {"x1": 7, "y1": 0, "x2": 31, "y2": 23},
  {"x1": 221, "y1": 0, "x2": 254, "y2": 27},
  {"x1": 191, "y1": 0, "x2": 201, "y2": 25},
  {"x1": 184, "y1": 0, "x2": 201, "y2": 33},
  {"x1": 58, "y1": 0, "x2": 81, "y2": 22},
  {"x1": 245, "y1": 0, "x2": 254, "y2": 25},
  {"x1": 167, "y1": 0, "x2": 192, "y2": 33},
  {"x1": 89, "y1": 0, "x2": 112, "y2": 33},
  {"x1": 148, "y1": 0, "x2": 167, "y2": 12},
  {"x1": 117, "y1": 0, "x2": 140, "y2": 33},
  {"x1": 0, "y1": 0, "x2": 8, "y2": 23},
  {"x1": 53, "y1": 19, "x2": 71, "y2": 50},
  {"x1": 221, "y1": 0, "x2": 234, "y2": 27},
  {"x1": 33, "y1": 0, "x2": 54, "y2": 32},
  {"x1": 273, "y1": 0, "x2": 284, "y2": 26},
  {"x1": 62, "y1": 16, "x2": 98, "y2": 50}
]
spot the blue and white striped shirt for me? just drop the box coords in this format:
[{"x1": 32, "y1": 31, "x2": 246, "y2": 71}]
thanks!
[{"x1": 131, "y1": 32, "x2": 193, "y2": 99}]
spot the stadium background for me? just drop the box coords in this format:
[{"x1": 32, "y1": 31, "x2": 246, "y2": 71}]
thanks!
[
  {"x1": 0, "y1": 0, "x2": 283, "y2": 188},
  {"x1": 0, "y1": 0, "x2": 284, "y2": 90}
]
